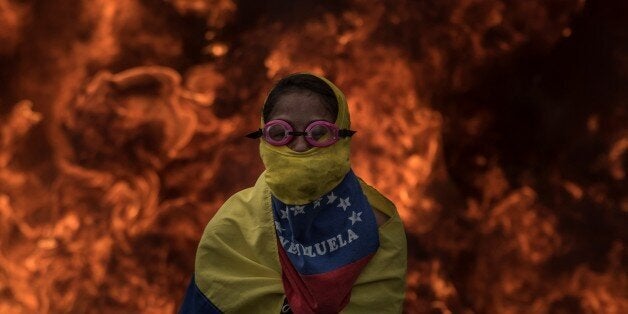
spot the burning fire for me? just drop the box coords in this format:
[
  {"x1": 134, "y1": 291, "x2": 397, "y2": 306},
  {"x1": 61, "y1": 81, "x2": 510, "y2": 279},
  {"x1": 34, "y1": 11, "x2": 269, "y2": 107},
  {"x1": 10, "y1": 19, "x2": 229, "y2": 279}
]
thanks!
[{"x1": 0, "y1": 0, "x2": 626, "y2": 313}]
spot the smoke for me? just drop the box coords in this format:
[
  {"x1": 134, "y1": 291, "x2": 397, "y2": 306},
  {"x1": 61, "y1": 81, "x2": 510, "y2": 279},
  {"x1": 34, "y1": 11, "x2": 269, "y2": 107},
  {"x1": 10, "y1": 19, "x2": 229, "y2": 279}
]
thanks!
[{"x1": 0, "y1": 0, "x2": 626, "y2": 312}]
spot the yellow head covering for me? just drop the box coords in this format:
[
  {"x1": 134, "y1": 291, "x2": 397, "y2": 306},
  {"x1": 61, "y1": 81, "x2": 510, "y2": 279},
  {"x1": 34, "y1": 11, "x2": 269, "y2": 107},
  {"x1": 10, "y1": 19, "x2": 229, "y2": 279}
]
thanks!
[{"x1": 259, "y1": 74, "x2": 352, "y2": 205}]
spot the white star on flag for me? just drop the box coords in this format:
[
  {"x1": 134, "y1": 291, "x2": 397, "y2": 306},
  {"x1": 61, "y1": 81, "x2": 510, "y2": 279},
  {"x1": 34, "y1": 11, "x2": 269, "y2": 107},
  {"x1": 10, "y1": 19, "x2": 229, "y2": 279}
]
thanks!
[
  {"x1": 280, "y1": 209, "x2": 289, "y2": 219},
  {"x1": 348, "y1": 211, "x2": 362, "y2": 225},
  {"x1": 327, "y1": 192, "x2": 338, "y2": 204},
  {"x1": 293, "y1": 205, "x2": 305, "y2": 216},
  {"x1": 313, "y1": 197, "x2": 322, "y2": 208},
  {"x1": 274, "y1": 221, "x2": 285, "y2": 233},
  {"x1": 337, "y1": 197, "x2": 351, "y2": 211}
]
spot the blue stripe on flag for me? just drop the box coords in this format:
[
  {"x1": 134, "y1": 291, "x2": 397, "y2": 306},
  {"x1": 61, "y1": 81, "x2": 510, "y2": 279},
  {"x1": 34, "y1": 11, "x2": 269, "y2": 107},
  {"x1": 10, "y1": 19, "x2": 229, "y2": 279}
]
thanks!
[
  {"x1": 179, "y1": 274, "x2": 222, "y2": 314},
  {"x1": 272, "y1": 170, "x2": 380, "y2": 275}
]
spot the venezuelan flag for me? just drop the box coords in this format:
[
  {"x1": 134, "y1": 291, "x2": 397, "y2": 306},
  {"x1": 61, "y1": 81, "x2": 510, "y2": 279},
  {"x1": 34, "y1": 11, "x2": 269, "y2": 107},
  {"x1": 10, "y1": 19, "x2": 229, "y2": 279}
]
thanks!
[{"x1": 179, "y1": 172, "x2": 406, "y2": 313}]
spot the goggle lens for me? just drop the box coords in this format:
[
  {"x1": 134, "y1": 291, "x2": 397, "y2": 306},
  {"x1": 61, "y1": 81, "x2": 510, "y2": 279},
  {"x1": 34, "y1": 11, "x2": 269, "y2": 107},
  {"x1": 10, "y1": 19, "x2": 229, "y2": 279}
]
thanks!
[
  {"x1": 267, "y1": 124, "x2": 288, "y2": 142},
  {"x1": 263, "y1": 120, "x2": 292, "y2": 146},
  {"x1": 306, "y1": 123, "x2": 335, "y2": 146}
]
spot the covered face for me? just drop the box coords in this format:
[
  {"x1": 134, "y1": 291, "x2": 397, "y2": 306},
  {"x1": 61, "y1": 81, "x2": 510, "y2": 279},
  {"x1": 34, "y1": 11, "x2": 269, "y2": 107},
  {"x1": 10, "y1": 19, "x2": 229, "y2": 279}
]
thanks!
[{"x1": 257, "y1": 74, "x2": 354, "y2": 205}]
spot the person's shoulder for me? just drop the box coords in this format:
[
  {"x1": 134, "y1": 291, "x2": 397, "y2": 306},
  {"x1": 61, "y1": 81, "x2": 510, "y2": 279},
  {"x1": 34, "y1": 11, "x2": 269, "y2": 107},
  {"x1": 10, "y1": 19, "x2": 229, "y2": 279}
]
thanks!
[
  {"x1": 221, "y1": 174, "x2": 269, "y2": 210},
  {"x1": 206, "y1": 173, "x2": 269, "y2": 227},
  {"x1": 222, "y1": 185, "x2": 257, "y2": 207},
  {"x1": 356, "y1": 177, "x2": 398, "y2": 218}
]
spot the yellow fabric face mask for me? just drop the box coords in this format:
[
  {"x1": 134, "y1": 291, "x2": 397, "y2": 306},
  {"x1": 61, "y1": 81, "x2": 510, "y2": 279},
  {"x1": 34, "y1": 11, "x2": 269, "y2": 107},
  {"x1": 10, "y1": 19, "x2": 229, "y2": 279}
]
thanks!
[
  {"x1": 259, "y1": 74, "x2": 352, "y2": 205},
  {"x1": 259, "y1": 139, "x2": 350, "y2": 205}
]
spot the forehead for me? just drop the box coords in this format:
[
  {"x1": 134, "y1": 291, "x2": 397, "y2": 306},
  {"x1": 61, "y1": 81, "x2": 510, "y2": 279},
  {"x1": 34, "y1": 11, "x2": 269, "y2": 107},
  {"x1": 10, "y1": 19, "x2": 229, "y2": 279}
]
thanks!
[{"x1": 268, "y1": 91, "x2": 335, "y2": 123}]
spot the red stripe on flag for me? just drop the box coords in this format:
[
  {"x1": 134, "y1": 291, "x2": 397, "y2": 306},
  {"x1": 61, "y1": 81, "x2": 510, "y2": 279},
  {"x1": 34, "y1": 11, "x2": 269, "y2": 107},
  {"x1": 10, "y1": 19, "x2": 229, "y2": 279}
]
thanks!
[{"x1": 277, "y1": 241, "x2": 375, "y2": 314}]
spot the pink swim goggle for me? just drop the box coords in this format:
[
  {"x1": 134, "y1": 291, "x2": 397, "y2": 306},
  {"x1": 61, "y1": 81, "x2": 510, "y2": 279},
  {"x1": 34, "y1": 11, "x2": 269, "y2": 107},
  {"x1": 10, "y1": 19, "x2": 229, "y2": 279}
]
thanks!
[{"x1": 246, "y1": 120, "x2": 356, "y2": 147}]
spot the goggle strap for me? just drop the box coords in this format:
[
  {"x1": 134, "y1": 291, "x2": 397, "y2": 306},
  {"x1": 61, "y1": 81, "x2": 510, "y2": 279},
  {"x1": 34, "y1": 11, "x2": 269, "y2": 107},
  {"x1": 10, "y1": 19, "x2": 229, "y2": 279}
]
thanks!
[
  {"x1": 245, "y1": 128, "x2": 356, "y2": 139},
  {"x1": 338, "y1": 129, "x2": 356, "y2": 137},
  {"x1": 245, "y1": 129, "x2": 263, "y2": 139}
]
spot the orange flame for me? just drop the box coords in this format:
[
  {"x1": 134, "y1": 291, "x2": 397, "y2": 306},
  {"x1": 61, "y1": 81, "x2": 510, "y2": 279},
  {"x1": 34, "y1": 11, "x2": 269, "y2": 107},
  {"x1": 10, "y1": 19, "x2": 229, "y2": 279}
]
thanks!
[{"x1": 1, "y1": 0, "x2": 626, "y2": 313}]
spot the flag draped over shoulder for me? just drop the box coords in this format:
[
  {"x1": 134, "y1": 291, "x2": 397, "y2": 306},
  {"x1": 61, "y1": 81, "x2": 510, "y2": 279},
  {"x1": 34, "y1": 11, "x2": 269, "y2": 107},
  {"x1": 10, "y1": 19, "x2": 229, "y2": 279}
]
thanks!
[
  {"x1": 180, "y1": 172, "x2": 407, "y2": 313},
  {"x1": 273, "y1": 169, "x2": 380, "y2": 313}
]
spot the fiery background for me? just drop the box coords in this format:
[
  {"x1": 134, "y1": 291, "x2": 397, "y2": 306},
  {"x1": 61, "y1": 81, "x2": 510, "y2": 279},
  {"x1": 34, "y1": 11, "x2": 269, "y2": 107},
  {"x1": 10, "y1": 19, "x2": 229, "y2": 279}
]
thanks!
[{"x1": 0, "y1": 0, "x2": 626, "y2": 313}]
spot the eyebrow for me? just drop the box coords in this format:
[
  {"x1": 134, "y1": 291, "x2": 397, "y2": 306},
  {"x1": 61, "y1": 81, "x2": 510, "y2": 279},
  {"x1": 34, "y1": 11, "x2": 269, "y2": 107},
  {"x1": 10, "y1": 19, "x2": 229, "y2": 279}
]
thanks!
[
  {"x1": 269, "y1": 115, "x2": 334, "y2": 123},
  {"x1": 266, "y1": 118, "x2": 334, "y2": 130}
]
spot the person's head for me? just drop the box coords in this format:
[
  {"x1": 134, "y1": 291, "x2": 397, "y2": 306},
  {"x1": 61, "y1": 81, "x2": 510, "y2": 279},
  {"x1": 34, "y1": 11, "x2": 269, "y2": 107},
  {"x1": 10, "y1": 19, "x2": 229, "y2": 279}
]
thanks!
[
  {"x1": 263, "y1": 74, "x2": 339, "y2": 152},
  {"x1": 253, "y1": 73, "x2": 353, "y2": 204},
  {"x1": 263, "y1": 74, "x2": 338, "y2": 122}
]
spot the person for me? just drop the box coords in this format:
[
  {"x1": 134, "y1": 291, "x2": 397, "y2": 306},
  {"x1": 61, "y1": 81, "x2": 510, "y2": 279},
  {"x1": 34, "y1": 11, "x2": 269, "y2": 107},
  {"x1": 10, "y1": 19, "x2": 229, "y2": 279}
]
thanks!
[{"x1": 179, "y1": 73, "x2": 407, "y2": 313}]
